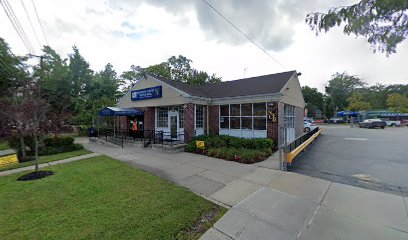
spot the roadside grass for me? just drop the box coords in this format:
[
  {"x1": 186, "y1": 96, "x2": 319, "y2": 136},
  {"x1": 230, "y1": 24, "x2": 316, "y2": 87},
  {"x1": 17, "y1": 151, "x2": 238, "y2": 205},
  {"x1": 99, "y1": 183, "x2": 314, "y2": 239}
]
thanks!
[
  {"x1": 0, "y1": 149, "x2": 92, "y2": 172},
  {"x1": 0, "y1": 156, "x2": 225, "y2": 240},
  {"x1": 0, "y1": 140, "x2": 9, "y2": 150}
]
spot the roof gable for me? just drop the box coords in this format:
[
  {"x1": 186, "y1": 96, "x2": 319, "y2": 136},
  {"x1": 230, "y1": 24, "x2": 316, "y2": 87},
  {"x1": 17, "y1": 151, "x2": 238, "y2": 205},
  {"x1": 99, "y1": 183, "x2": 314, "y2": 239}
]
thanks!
[{"x1": 147, "y1": 71, "x2": 296, "y2": 99}]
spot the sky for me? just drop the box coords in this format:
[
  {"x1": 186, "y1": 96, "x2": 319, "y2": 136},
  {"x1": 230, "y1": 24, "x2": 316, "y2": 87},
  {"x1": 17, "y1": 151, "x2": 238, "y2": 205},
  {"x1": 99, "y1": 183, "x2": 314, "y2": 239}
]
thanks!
[{"x1": 1, "y1": 0, "x2": 407, "y2": 92}]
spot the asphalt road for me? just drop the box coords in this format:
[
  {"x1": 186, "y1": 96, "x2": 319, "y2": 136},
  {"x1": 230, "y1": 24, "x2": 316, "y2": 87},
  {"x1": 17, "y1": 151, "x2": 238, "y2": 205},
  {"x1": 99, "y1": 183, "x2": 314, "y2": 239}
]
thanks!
[{"x1": 290, "y1": 125, "x2": 408, "y2": 196}]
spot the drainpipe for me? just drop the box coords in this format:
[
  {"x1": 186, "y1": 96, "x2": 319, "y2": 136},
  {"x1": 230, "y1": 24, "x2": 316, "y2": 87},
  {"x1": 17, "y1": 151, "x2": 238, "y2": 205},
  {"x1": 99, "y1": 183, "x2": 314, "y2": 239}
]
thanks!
[{"x1": 206, "y1": 102, "x2": 210, "y2": 135}]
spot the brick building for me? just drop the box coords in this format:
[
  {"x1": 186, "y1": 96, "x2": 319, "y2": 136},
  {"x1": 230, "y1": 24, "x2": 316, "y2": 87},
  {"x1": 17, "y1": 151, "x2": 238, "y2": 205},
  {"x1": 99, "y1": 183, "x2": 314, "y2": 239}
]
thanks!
[{"x1": 117, "y1": 71, "x2": 305, "y2": 146}]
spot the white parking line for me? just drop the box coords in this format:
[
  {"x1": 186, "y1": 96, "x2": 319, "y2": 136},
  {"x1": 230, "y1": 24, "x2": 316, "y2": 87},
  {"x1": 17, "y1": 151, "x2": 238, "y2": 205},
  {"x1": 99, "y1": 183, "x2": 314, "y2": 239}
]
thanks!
[{"x1": 344, "y1": 138, "x2": 367, "y2": 141}]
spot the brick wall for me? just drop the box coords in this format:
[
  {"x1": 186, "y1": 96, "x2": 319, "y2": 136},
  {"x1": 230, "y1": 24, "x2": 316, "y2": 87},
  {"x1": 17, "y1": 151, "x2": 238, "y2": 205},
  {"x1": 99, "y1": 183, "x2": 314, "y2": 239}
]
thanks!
[
  {"x1": 144, "y1": 107, "x2": 155, "y2": 131},
  {"x1": 295, "y1": 106, "x2": 304, "y2": 138},
  {"x1": 267, "y1": 102, "x2": 279, "y2": 147},
  {"x1": 184, "y1": 103, "x2": 195, "y2": 143},
  {"x1": 208, "y1": 105, "x2": 219, "y2": 135}
]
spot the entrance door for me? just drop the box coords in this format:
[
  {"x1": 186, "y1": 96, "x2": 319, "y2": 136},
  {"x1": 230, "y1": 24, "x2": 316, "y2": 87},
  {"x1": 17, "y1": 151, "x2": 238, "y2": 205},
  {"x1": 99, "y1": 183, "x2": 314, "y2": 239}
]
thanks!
[
  {"x1": 170, "y1": 115, "x2": 177, "y2": 139},
  {"x1": 168, "y1": 108, "x2": 179, "y2": 139},
  {"x1": 284, "y1": 105, "x2": 296, "y2": 144}
]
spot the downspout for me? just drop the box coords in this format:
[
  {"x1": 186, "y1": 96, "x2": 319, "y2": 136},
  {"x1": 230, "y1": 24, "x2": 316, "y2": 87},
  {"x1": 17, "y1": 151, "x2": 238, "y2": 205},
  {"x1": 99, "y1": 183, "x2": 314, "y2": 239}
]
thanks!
[{"x1": 206, "y1": 102, "x2": 210, "y2": 135}]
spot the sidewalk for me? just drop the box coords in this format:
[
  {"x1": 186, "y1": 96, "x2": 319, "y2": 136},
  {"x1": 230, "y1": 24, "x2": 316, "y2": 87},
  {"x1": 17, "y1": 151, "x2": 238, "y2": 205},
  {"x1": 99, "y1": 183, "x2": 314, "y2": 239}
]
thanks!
[
  {"x1": 0, "y1": 152, "x2": 101, "y2": 177},
  {"x1": 81, "y1": 139, "x2": 408, "y2": 239}
]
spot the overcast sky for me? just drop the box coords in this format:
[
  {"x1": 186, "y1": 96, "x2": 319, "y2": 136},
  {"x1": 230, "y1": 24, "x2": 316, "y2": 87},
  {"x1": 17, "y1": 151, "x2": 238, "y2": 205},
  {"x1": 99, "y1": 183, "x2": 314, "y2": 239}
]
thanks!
[{"x1": 1, "y1": 0, "x2": 407, "y2": 92}]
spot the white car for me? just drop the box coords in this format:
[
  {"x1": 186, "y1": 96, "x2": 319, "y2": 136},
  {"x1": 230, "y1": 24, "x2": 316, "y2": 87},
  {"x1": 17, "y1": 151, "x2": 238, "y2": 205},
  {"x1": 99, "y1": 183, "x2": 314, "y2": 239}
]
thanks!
[
  {"x1": 385, "y1": 120, "x2": 401, "y2": 127},
  {"x1": 304, "y1": 121, "x2": 317, "y2": 132}
]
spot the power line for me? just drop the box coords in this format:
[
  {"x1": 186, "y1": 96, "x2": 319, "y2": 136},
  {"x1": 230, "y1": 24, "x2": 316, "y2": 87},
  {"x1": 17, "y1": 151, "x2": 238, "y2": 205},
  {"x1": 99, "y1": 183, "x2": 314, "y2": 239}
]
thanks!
[
  {"x1": 20, "y1": 0, "x2": 42, "y2": 49},
  {"x1": 0, "y1": 0, "x2": 35, "y2": 54},
  {"x1": 31, "y1": 0, "x2": 48, "y2": 46},
  {"x1": 199, "y1": 0, "x2": 286, "y2": 70}
]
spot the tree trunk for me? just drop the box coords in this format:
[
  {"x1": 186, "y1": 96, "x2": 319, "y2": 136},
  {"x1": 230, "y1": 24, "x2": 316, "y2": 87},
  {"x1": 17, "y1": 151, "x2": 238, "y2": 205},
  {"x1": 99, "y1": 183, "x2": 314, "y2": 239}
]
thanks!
[
  {"x1": 33, "y1": 131, "x2": 39, "y2": 172},
  {"x1": 19, "y1": 132, "x2": 26, "y2": 160}
]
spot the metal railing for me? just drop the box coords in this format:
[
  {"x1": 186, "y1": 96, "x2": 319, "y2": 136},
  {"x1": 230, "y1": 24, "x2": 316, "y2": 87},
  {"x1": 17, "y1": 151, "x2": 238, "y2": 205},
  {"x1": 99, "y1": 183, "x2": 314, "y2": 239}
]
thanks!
[
  {"x1": 153, "y1": 131, "x2": 186, "y2": 147},
  {"x1": 91, "y1": 128, "x2": 190, "y2": 148},
  {"x1": 284, "y1": 127, "x2": 320, "y2": 153},
  {"x1": 279, "y1": 126, "x2": 320, "y2": 171}
]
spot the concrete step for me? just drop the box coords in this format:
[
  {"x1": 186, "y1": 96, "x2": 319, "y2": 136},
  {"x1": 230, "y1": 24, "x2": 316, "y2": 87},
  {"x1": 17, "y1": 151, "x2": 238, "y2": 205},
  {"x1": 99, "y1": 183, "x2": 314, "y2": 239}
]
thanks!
[{"x1": 151, "y1": 143, "x2": 187, "y2": 153}]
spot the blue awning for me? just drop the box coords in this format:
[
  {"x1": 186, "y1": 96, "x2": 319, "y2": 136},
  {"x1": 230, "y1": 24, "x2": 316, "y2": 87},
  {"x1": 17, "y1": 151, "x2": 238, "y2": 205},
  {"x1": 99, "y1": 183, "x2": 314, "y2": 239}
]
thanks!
[
  {"x1": 99, "y1": 107, "x2": 144, "y2": 116},
  {"x1": 337, "y1": 111, "x2": 358, "y2": 116}
]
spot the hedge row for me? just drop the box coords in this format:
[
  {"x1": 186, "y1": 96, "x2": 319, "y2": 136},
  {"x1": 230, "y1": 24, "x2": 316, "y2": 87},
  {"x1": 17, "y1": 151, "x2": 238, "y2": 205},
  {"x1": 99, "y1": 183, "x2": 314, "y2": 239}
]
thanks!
[
  {"x1": 8, "y1": 135, "x2": 83, "y2": 160},
  {"x1": 185, "y1": 135, "x2": 274, "y2": 164},
  {"x1": 186, "y1": 135, "x2": 273, "y2": 151}
]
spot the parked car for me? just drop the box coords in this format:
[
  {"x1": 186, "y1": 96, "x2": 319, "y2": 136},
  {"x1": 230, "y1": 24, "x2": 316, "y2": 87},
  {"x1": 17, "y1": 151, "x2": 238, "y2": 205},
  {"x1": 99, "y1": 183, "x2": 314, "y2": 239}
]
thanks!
[
  {"x1": 304, "y1": 121, "x2": 317, "y2": 132},
  {"x1": 328, "y1": 117, "x2": 344, "y2": 124},
  {"x1": 401, "y1": 119, "x2": 408, "y2": 127},
  {"x1": 358, "y1": 119, "x2": 386, "y2": 129},
  {"x1": 315, "y1": 119, "x2": 326, "y2": 124},
  {"x1": 385, "y1": 120, "x2": 401, "y2": 127}
]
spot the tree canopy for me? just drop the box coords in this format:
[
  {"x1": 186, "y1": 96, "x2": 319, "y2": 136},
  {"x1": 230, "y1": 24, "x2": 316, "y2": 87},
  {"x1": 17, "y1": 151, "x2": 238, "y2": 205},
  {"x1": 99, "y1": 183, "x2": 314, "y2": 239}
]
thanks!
[
  {"x1": 325, "y1": 72, "x2": 366, "y2": 111},
  {"x1": 306, "y1": 0, "x2": 408, "y2": 55}
]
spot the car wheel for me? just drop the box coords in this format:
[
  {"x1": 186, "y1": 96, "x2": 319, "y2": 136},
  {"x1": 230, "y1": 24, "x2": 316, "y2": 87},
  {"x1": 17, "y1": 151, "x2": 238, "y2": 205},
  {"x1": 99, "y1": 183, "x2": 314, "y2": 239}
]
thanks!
[
  {"x1": 381, "y1": 126, "x2": 385, "y2": 129},
  {"x1": 304, "y1": 127, "x2": 310, "y2": 132},
  {"x1": 391, "y1": 123, "x2": 396, "y2": 127}
]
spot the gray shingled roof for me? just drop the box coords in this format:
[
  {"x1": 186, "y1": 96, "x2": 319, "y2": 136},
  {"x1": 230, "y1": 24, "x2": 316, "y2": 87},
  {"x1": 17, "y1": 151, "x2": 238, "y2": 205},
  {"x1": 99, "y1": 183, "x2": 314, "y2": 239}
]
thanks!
[{"x1": 148, "y1": 70, "x2": 296, "y2": 99}]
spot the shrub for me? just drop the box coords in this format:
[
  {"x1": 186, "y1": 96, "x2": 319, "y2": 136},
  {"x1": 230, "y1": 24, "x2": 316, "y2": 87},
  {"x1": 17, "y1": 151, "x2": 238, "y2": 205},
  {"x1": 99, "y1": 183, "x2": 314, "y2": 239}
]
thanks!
[
  {"x1": 8, "y1": 135, "x2": 39, "y2": 158},
  {"x1": 39, "y1": 136, "x2": 82, "y2": 155}
]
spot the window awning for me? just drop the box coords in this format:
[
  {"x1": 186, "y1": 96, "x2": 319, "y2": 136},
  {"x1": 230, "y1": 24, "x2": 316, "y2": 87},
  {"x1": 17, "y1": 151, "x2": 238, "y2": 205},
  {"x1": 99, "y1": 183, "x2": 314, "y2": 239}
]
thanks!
[{"x1": 99, "y1": 107, "x2": 144, "y2": 116}]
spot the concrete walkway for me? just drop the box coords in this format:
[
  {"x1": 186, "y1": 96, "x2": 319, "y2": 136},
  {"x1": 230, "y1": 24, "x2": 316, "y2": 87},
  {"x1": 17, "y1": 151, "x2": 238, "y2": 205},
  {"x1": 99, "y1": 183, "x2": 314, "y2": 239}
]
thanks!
[
  {"x1": 80, "y1": 139, "x2": 408, "y2": 240},
  {"x1": 0, "y1": 152, "x2": 101, "y2": 177}
]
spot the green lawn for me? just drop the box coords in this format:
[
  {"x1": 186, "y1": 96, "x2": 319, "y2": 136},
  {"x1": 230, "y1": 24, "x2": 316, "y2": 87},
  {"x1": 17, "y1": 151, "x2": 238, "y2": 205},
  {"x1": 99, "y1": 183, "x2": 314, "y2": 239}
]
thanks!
[
  {"x1": 0, "y1": 149, "x2": 92, "y2": 172},
  {"x1": 0, "y1": 140, "x2": 9, "y2": 150},
  {"x1": 0, "y1": 156, "x2": 225, "y2": 240}
]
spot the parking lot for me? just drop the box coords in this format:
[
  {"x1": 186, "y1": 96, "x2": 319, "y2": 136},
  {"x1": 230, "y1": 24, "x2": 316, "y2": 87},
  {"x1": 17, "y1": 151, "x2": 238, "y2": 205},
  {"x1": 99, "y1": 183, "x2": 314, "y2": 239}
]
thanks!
[{"x1": 290, "y1": 125, "x2": 408, "y2": 196}]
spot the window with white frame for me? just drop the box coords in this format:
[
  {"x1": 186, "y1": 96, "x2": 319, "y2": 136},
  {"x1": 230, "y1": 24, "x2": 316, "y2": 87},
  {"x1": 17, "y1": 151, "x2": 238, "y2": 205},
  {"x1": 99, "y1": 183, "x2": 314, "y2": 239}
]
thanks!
[
  {"x1": 220, "y1": 105, "x2": 229, "y2": 129},
  {"x1": 195, "y1": 105, "x2": 204, "y2": 128},
  {"x1": 219, "y1": 103, "x2": 267, "y2": 130},
  {"x1": 157, "y1": 107, "x2": 168, "y2": 128},
  {"x1": 179, "y1": 106, "x2": 184, "y2": 128}
]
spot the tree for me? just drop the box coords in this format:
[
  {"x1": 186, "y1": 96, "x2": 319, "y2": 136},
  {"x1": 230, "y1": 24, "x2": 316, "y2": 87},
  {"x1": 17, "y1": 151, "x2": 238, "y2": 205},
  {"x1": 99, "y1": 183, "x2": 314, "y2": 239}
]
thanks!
[
  {"x1": 167, "y1": 55, "x2": 192, "y2": 81},
  {"x1": 387, "y1": 93, "x2": 408, "y2": 113},
  {"x1": 68, "y1": 46, "x2": 94, "y2": 125},
  {"x1": 347, "y1": 92, "x2": 371, "y2": 111},
  {"x1": 121, "y1": 55, "x2": 222, "y2": 87},
  {"x1": 306, "y1": 0, "x2": 408, "y2": 54},
  {"x1": 32, "y1": 46, "x2": 72, "y2": 131},
  {"x1": 301, "y1": 86, "x2": 324, "y2": 118},
  {"x1": 325, "y1": 72, "x2": 366, "y2": 111}
]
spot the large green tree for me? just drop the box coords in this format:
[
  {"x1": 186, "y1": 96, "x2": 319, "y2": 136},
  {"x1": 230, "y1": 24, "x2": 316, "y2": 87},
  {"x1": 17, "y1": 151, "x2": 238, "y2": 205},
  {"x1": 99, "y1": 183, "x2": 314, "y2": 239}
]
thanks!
[
  {"x1": 346, "y1": 92, "x2": 371, "y2": 111},
  {"x1": 387, "y1": 93, "x2": 408, "y2": 112},
  {"x1": 121, "y1": 55, "x2": 221, "y2": 88},
  {"x1": 306, "y1": 0, "x2": 408, "y2": 54},
  {"x1": 301, "y1": 86, "x2": 324, "y2": 117},
  {"x1": 325, "y1": 72, "x2": 366, "y2": 111}
]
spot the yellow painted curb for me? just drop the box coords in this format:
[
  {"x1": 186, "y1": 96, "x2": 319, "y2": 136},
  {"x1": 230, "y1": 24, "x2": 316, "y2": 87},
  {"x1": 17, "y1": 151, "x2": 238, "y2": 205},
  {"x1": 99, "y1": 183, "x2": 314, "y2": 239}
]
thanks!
[{"x1": 287, "y1": 129, "x2": 322, "y2": 164}]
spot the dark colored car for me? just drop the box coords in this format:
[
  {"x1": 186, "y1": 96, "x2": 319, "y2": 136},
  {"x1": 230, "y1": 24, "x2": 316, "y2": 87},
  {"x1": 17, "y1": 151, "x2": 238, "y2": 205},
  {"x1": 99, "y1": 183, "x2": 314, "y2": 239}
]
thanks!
[
  {"x1": 328, "y1": 117, "x2": 344, "y2": 124},
  {"x1": 358, "y1": 119, "x2": 386, "y2": 129}
]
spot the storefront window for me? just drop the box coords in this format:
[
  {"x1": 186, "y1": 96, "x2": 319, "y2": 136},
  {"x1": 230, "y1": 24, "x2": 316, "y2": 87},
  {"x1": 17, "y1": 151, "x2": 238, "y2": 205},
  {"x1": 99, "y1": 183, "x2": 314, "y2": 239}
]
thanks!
[
  {"x1": 230, "y1": 117, "x2": 240, "y2": 129},
  {"x1": 241, "y1": 117, "x2": 252, "y2": 129},
  {"x1": 254, "y1": 117, "x2": 266, "y2": 130},
  {"x1": 230, "y1": 104, "x2": 240, "y2": 116},
  {"x1": 179, "y1": 107, "x2": 184, "y2": 128},
  {"x1": 196, "y1": 105, "x2": 204, "y2": 128},
  {"x1": 219, "y1": 103, "x2": 266, "y2": 131},
  {"x1": 157, "y1": 107, "x2": 168, "y2": 128},
  {"x1": 253, "y1": 103, "x2": 266, "y2": 116},
  {"x1": 220, "y1": 117, "x2": 229, "y2": 129},
  {"x1": 241, "y1": 103, "x2": 252, "y2": 116},
  {"x1": 220, "y1": 105, "x2": 229, "y2": 116}
]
